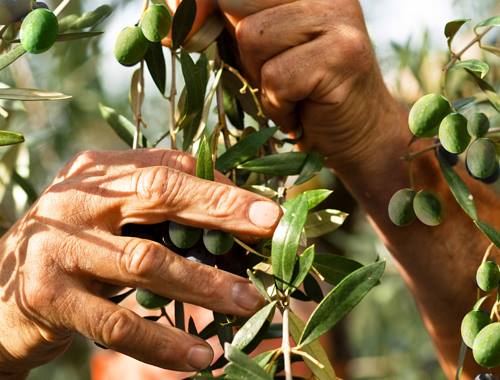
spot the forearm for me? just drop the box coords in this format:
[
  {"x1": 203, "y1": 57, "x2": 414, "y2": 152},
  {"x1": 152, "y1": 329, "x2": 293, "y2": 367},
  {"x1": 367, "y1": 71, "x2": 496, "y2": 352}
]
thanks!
[{"x1": 332, "y1": 89, "x2": 499, "y2": 379}]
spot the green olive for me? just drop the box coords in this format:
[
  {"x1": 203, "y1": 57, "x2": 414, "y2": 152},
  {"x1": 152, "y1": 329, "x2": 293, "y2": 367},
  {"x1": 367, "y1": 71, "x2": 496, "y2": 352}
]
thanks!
[
  {"x1": 141, "y1": 4, "x2": 171, "y2": 42},
  {"x1": 476, "y1": 261, "x2": 500, "y2": 293},
  {"x1": 409, "y1": 94, "x2": 451, "y2": 138},
  {"x1": 114, "y1": 26, "x2": 149, "y2": 67},
  {"x1": 466, "y1": 139, "x2": 498, "y2": 180},
  {"x1": 136, "y1": 288, "x2": 171, "y2": 309},
  {"x1": 461, "y1": 310, "x2": 491, "y2": 348},
  {"x1": 168, "y1": 222, "x2": 202, "y2": 250},
  {"x1": 438, "y1": 113, "x2": 470, "y2": 154},
  {"x1": 468, "y1": 113, "x2": 490, "y2": 138},
  {"x1": 473, "y1": 322, "x2": 500, "y2": 368},
  {"x1": 20, "y1": 8, "x2": 59, "y2": 54},
  {"x1": 388, "y1": 188, "x2": 417, "y2": 226},
  {"x1": 413, "y1": 190, "x2": 443, "y2": 226},
  {"x1": 203, "y1": 230, "x2": 234, "y2": 256}
]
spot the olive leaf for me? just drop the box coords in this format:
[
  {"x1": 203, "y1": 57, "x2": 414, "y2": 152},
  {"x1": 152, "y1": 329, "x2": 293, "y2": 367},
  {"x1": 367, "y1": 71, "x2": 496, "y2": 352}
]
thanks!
[
  {"x1": 188, "y1": 317, "x2": 198, "y2": 335},
  {"x1": 171, "y1": 0, "x2": 197, "y2": 49},
  {"x1": 99, "y1": 103, "x2": 148, "y2": 148},
  {"x1": 223, "y1": 89, "x2": 245, "y2": 130},
  {"x1": 145, "y1": 42, "x2": 166, "y2": 95},
  {"x1": 284, "y1": 189, "x2": 333, "y2": 211},
  {"x1": 464, "y1": 69, "x2": 500, "y2": 112},
  {"x1": 0, "y1": 131, "x2": 24, "y2": 146},
  {"x1": 299, "y1": 261, "x2": 386, "y2": 347},
  {"x1": 224, "y1": 343, "x2": 273, "y2": 380},
  {"x1": 72, "y1": 5, "x2": 113, "y2": 29},
  {"x1": 130, "y1": 68, "x2": 145, "y2": 119},
  {"x1": 238, "y1": 152, "x2": 308, "y2": 176},
  {"x1": 305, "y1": 209, "x2": 348, "y2": 238},
  {"x1": 475, "y1": 221, "x2": 500, "y2": 248},
  {"x1": 231, "y1": 301, "x2": 277, "y2": 350},
  {"x1": 295, "y1": 152, "x2": 324, "y2": 185},
  {"x1": 12, "y1": 171, "x2": 37, "y2": 205},
  {"x1": 0, "y1": 45, "x2": 27, "y2": 71},
  {"x1": 196, "y1": 136, "x2": 214, "y2": 181},
  {"x1": 475, "y1": 15, "x2": 500, "y2": 31},
  {"x1": 303, "y1": 273, "x2": 323, "y2": 303},
  {"x1": 272, "y1": 194, "x2": 309, "y2": 290},
  {"x1": 175, "y1": 301, "x2": 185, "y2": 331},
  {"x1": 289, "y1": 312, "x2": 337, "y2": 380},
  {"x1": 54, "y1": 31, "x2": 104, "y2": 42},
  {"x1": 452, "y1": 59, "x2": 489, "y2": 79},
  {"x1": 314, "y1": 253, "x2": 363, "y2": 286},
  {"x1": 292, "y1": 245, "x2": 315, "y2": 289},
  {"x1": 216, "y1": 127, "x2": 277, "y2": 173},
  {"x1": 0, "y1": 88, "x2": 71, "y2": 101},
  {"x1": 444, "y1": 19, "x2": 470, "y2": 49}
]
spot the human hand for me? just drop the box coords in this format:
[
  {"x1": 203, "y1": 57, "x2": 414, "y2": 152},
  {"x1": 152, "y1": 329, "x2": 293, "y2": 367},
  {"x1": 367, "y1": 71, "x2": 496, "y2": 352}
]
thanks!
[{"x1": 0, "y1": 149, "x2": 280, "y2": 378}]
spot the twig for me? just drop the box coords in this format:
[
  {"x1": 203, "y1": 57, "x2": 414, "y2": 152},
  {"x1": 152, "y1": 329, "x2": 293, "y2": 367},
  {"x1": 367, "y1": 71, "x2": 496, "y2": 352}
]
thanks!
[
  {"x1": 282, "y1": 307, "x2": 292, "y2": 380},
  {"x1": 54, "y1": 0, "x2": 72, "y2": 16},
  {"x1": 403, "y1": 142, "x2": 441, "y2": 161},
  {"x1": 133, "y1": 61, "x2": 145, "y2": 150},
  {"x1": 444, "y1": 26, "x2": 494, "y2": 72},
  {"x1": 169, "y1": 49, "x2": 178, "y2": 150}
]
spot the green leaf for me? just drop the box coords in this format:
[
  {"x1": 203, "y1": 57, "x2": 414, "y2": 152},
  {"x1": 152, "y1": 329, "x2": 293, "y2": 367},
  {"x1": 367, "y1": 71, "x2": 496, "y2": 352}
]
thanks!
[
  {"x1": 224, "y1": 344, "x2": 273, "y2": 380},
  {"x1": 216, "y1": 127, "x2": 277, "y2": 173},
  {"x1": 303, "y1": 273, "x2": 323, "y2": 303},
  {"x1": 99, "y1": 103, "x2": 148, "y2": 148},
  {"x1": 171, "y1": 0, "x2": 197, "y2": 49},
  {"x1": 0, "y1": 131, "x2": 24, "y2": 146},
  {"x1": 0, "y1": 88, "x2": 71, "y2": 101},
  {"x1": 444, "y1": 19, "x2": 470, "y2": 48},
  {"x1": 0, "y1": 45, "x2": 26, "y2": 72},
  {"x1": 475, "y1": 16, "x2": 500, "y2": 30},
  {"x1": 314, "y1": 254, "x2": 363, "y2": 286},
  {"x1": 475, "y1": 220, "x2": 500, "y2": 248},
  {"x1": 284, "y1": 189, "x2": 333, "y2": 211},
  {"x1": 231, "y1": 301, "x2": 277, "y2": 350},
  {"x1": 223, "y1": 89, "x2": 245, "y2": 130},
  {"x1": 196, "y1": 136, "x2": 214, "y2": 181},
  {"x1": 437, "y1": 153, "x2": 478, "y2": 220},
  {"x1": 238, "y1": 152, "x2": 308, "y2": 176},
  {"x1": 175, "y1": 301, "x2": 185, "y2": 331},
  {"x1": 247, "y1": 269, "x2": 269, "y2": 301},
  {"x1": 145, "y1": 42, "x2": 166, "y2": 95},
  {"x1": 72, "y1": 5, "x2": 113, "y2": 29},
  {"x1": 55, "y1": 31, "x2": 104, "y2": 42},
  {"x1": 289, "y1": 312, "x2": 337, "y2": 380},
  {"x1": 292, "y1": 246, "x2": 315, "y2": 288},
  {"x1": 464, "y1": 69, "x2": 500, "y2": 112},
  {"x1": 299, "y1": 261, "x2": 386, "y2": 347},
  {"x1": 305, "y1": 209, "x2": 348, "y2": 238},
  {"x1": 272, "y1": 194, "x2": 309, "y2": 289},
  {"x1": 199, "y1": 320, "x2": 217, "y2": 340},
  {"x1": 453, "y1": 59, "x2": 489, "y2": 79},
  {"x1": 295, "y1": 152, "x2": 324, "y2": 185},
  {"x1": 188, "y1": 316, "x2": 198, "y2": 335}
]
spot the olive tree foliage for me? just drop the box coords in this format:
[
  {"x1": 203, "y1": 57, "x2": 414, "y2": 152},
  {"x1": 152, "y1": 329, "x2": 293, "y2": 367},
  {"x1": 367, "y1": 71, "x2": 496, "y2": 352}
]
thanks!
[{"x1": 0, "y1": 1, "x2": 499, "y2": 379}]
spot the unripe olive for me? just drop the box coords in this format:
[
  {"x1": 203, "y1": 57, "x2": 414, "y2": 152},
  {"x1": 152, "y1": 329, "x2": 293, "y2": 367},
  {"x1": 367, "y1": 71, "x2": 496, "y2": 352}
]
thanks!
[
  {"x1": 476, "y1": 261, "x2": 500, "y2": 293},
  {"x1": 466, "y1": 139, "x2": 498, "y2": 180},
  {"x1": 461, "y1": 310, "x2": 491, "y2": 348},
  {"x1": 203, "y1": 230, "x2": 234, "y2": 256},
  {"x1": 436, "y1": 145, "x2": 459, "y2": 167},
  {"x1": 439, "y1": 113, "x2": 470, "y2": 154},
  {"x1": 480, "y1": 164, "x2": 499, "y2": 185},
  {"x1": 473, "y1": 322, "x2": 500, "y2": 368},
  {"x1": 409, "y1": 94, "x2": 451, "y2": 138},
  {"x1": 0, "y1": 0, "x2": 32, "y2": 24},
  {"x1": 468, "y1": 113, "x2": 490, "y2": 138},
  {"x1": 413, "y1": 190, "x2": 443, "y2": 226},
  {"x1": 141, "y1": 4, "x2": 171, "y2": 42},
  {"x1": 168, "y1": 222, "x2": 202, "y2": 250},
  {"x1": 388, "y1": 188, "x2": 416, "y2": 226},
  {"x1": 20, "y1": 8, "x2": 59, "y2": 54},
  {"x1": 114, "y1": 26, "x2": 149, "y2": 67},
  {"x1": 136, "y1": 288, "x2": 171, "y2": 309}
]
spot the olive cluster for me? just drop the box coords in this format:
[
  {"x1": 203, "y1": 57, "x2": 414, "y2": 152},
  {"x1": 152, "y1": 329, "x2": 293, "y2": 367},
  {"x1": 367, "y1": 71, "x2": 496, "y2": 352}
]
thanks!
[
  {"x1": 114, "y1": 4, "x2": 171, "y2": 67},
  {"x1": 461, "y1": 260, "x2": 500, "y2": 369},
  {"x1": 121, "y1": 222, "x2": 239, "y2": 310},
  {"x1": 388, "y1": 93, "x2": 498, "y2": 227}
]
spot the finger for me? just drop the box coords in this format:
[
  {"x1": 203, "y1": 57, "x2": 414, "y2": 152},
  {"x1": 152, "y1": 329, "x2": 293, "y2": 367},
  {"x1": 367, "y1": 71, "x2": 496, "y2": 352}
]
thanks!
[
  {"x1": 67, "y1": 234, "x2": 265, "y2": 316},
  {"x1": 218, "y1": 0, "x2": 297, "y2": 22},
  {"x1": 66, "y1": 288, "x2": 214, "y2": 371},
  {"x1": 97, "y1": 166, "x2": 281, "y2": 236},
  {"x1": 235, "y1": 1, "x2": 321, "y2": 83}
]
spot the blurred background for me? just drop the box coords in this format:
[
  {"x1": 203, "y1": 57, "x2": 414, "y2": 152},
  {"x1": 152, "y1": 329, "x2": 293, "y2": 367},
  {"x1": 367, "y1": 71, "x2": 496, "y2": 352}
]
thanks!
[{"x1": 0, "y1": 0, "x2": 498, "y2": 379}]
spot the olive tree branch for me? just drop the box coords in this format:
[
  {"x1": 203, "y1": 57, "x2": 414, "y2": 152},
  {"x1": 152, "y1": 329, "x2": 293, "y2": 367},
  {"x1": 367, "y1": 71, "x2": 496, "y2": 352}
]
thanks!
[
  {"x1": 169, "y1": 49, "x2": 178, "y2": 150},
  {"x1": 133, "y1": 61, "x2": 145, "y2": 150},
  {"x1": 444, "y1": 26, "x2": 494, "y2": 72},
  {"x1": 281, "y1": 306, "x2": 293, "y2": 380}
]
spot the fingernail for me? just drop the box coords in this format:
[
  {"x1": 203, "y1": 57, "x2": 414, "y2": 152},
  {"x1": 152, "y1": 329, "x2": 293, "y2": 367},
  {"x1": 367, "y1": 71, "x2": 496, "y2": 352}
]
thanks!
[
  {"x1": 187, "y1": 345, "x2": 213, "y2": 370},
  {"x1": 232, "y1": 282, "x2": 263, "y2": 311},
  {"x1": 249, "y1": 201, "x2": 281, "y2": 229}
]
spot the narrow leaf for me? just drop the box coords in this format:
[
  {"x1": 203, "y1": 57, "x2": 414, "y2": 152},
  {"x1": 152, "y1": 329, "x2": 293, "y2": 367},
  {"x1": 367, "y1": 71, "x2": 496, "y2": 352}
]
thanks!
[
  {"x1": 216, "y1": 127, "x2": 277, "y2": 173},
  {"x1": 99, "y1": 103, "x2": 147, "y2": 148},
  {"x1": 300, "y1": 261, "x2": 386, "y2": 347},
  {"x1": 232, "y1": 301, "x2": 277, "y2": 350},
  {"x1": 0, "y1": 88, "x2": 71, "y2": 101},
  {"x1": 305, "y1": 209, "x2": 348, "y2": 238},
  {"x1": 475, "y1": 221, "x2": 500, "y2": 248},
  {"x1": 284, "y1": 189, "x2": 333, "y2": 211},
  {"x1": 314, "y1": 254, "x2": 363, "y2": 286},
  {"x1": 0, "y1": 45, "x2": 26, "y2": 72},
  {"x1": 175, "y1": 301, "x2": 185, "y2": 331},
  {"x1": 464, "y1": 69, "x2": 500, "y2": 112},
  {"x1": 238, "y1": 152, "x2": 308, "y2": 176},
  {"x1": 303, "y1": 273, "x2": 323, "y2": 303},
  {"x1": 475, "y1": 16, "x2": 500, "y2": 29},
  {"x1": 196, "y1": 136, "x2": 214, "y2": 181},
  {"x1": 172, "y1": 0, "x2": 197, "y2": 49},
  {"x1": 453, "y1": 59, "x2": 489, "y2": 79},
  {"x1": 292, "y1": 246, "x2": 315, "y2": 288},
  {"x1": 272, "y1": 194, "x2": 309, "y2": 289},
  {"x1": 224, "y1": 344, "x2": 273, "y2": 380},
  {"x1": 295, "y1": 152, "x2": 324, "y2": 185},
  {"x1": 0, "y1": 131, "x2": 24, "y2": 147},
  {"x1": 444, "y1": 19, "x2": 470, "y2": 48},
  {"x1": 145, "y1": 42, "x2": 166, "y2": 95},
  {"x1": 438, "y1": 153, "x2": 478, "y2": 220}
]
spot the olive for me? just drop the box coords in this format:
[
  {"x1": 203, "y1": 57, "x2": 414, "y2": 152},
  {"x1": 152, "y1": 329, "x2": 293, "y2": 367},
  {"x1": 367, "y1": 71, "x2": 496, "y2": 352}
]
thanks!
[
  {"x1": 114, "y1": 26, "x2": 149, "y2": 66},
  {"x1": 435, "y1": 145, "x2": 459, "y2": 167},
  {"x1": 388, "y1": 188, "x2": 417, "y2": 226},
  {"x1": 409, "y1": 94, "x2": 451, "y2": 138},
  {"x1": 20, "y1": 8, "x2": 59, "y2": 54},
  {"x1": 466, "y1": 138, "x2": 498, "y2": 180},
  {"x1": 476, "y1": 261, "x2": 500, "y2": 293},
  {"x1": 438, "y1": 113, "x2": 470, "y2": 154},
  {"x1": 473, "y1": 322, "x2": 500, "y2": 368},
  {"x1": 413, "y1": 190, "x2": 443, "y2": 227},
  {"x1": 203, "y1": 230, "x2": 234, "y2": 256},
  {"x1": 468, "y1": 113, "x2": 490, "y2": 138},
  {"x1": 168, "y1": 222, "x2": 202, "y2": 250},
  {"x1": 141, "y1": 4, "x2": 171, "y2": 42},
  {"x1": 0, "y1": 0, "x2": 32, "y2": 24},
  {"x1": 479, "y1": 164, "x2": 499, "y2": 185},
  {"x1": 461, "y1": 310, "x2": 491, "y2": 348},
  {"x1": 136, "y1": 288, "x2": 171, "y2": 309}
]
